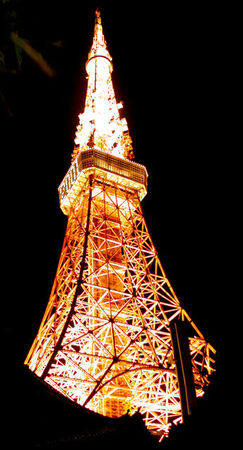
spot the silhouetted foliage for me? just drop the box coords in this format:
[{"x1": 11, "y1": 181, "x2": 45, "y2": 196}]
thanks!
[{"x1": 0, "y1": 0, "x2": 58, "y2": 117}]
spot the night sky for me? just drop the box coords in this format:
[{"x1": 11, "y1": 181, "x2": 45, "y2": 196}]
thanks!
[{"x1": 2, "y1": 1, "x2": 230, "y2": 448}]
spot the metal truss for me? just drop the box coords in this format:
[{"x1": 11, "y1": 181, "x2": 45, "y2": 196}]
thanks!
[{"x1": 25, "y1": 176, "x2": 215, "y2": 440}]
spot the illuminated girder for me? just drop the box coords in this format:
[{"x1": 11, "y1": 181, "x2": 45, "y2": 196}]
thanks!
[{"x1": 25, "y1": 9, "x2": 215, "y2": 441}]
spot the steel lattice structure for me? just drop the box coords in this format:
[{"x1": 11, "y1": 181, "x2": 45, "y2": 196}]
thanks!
[{"x1": 25, "y1": 10, "x2": 215, "y2": 440}]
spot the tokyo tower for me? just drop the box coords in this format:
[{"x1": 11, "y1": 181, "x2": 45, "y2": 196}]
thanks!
[{"x1": 25, "y1": 10, "x2": 215, "y2": 440}]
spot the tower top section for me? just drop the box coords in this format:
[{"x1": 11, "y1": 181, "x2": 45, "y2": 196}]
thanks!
[
  {"x1": 86, "y1": 9, "x2": 113, "y2": 71},
  {"x1": 59, "y1": 10, "x2": 147, "y2": 215},
  {"x1": 73, "y1": 9, "x2": 134, "y2": 162}
]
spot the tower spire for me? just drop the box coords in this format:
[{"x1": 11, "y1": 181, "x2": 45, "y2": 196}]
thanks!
[
  {"x1": 88, "y1": 8, "x2": 112, "y2": 64},
  {"x1": 73, "y1": 9, "x2": 134, "y2": 161}
]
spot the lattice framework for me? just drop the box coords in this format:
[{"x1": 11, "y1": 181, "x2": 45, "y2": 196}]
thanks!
[{"x1": 25, "y1": 176, "x2": 215, "y2": 439}]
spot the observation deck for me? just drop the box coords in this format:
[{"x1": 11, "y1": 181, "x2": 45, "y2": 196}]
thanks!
[{"x1": 58, "y1": 149, "x2": 148, "y2": 215}]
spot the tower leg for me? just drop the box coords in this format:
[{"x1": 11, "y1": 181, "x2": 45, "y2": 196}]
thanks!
[{"x1": 25, "y1": 178, "x2": 215, "y2": 440}]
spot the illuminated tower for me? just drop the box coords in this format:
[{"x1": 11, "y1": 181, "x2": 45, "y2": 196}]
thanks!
[{"x1": 25, "y1": 10, "x2": 215, "y2": 440}]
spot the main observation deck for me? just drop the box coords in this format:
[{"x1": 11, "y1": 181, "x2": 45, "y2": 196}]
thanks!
[{"x1": 58, "y1": 149, "x2": 148, "y2": 215}]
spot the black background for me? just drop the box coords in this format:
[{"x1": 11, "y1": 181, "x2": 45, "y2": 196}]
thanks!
[{"x1": 2, "y1": 1, "x2": 233, "y2": 448}]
